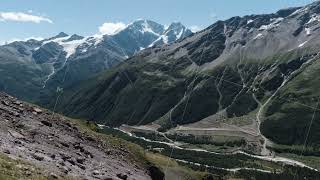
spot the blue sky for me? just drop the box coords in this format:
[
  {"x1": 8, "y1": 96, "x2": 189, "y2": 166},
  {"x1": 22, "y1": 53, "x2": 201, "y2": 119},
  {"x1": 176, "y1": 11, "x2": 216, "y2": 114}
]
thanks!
[{"x1": 0, "y1": 0, "x2": 317, "y2": 44}]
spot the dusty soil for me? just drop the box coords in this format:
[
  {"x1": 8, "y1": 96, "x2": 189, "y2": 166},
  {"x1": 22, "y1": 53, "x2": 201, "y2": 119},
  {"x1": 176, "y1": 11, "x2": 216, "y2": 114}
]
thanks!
[{"x1": 0, "y1": 92, "x2": 152, "y2": 180}]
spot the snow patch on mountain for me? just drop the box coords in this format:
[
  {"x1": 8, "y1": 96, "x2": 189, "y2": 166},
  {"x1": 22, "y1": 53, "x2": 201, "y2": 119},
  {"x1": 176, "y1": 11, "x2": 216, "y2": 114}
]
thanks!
[
  {"x1": 85, "y1": 34, "x2": 104, "y2": 46},
  {"x1": 259, "y1": 18, "x2": 283, "y2": 31},
  {"x1": 307, "y1": 14, "x2": 320, "y2": 24},
  {"x1": 42, "y1": 35, "x2": 86, "y2": 58},
  {"x1": 290, "y1": 7, "x2": 306, "y2": 16},
  {"x1": 247, "y1": 19, "x2": 254, "y2": 24},
  {"x1": 253, "y1": 33, "x2": 264, "y2": 40},
  {"x1": 62, "y1": 39, "x2": 87, "y2": 58},
  {"x1": 305, "y1": 27, "x2": 312, "y2": 35},
  {"x1": 140, "y1": 20, "x2": 160, "y2": 35},
  {"x1": 150, "y1": 35, "x2": 169, "y2": 47},
  {"x1": 177, "y1": 29, "x2": 184, "y2": 39},
  {"x1": 298, "y1": 40, "x2": 308, "y2": 48},
  {"x1": 163, "y1": 35, "x2": 169, "y2": 44},
  {"x1": 40, "y1": 32, "x2": 108, "y2": 59},
  {"x1": 148, "y1": 22, "x2": 192, "y2": 47}
]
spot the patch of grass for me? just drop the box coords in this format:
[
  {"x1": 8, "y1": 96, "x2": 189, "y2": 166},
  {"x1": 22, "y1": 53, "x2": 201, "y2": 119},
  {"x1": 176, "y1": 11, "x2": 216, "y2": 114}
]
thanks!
[
  {"x1": 278, "y1": 153, "x2": 320, "y2": 170},
  {"x1": 269, "y1": 143, "x2": 320, "y2": 170},
  {"x1": 0, "y1": 153, "x2": 69, "y2": 180},
  {"x1": 220, "y1": 110, "x2": 256, "y2": 127},
  {"x1": 166, "y1": 133, "x2": 246, "y2": 148},
  {"x1": 67, "y1": 118, "x2": 149, "y2": 167},
  {"x1": 262, "y1": 55, "x2": 320, "y2": 147},
  {"x1": 145, "y1": 152, "x2": 207, "y2": 180},
  {"x1": 180, "y1": 143, "x2": 240, "y2": 153},
  {"x1": 270, "y1": 143, "x2": 320, "y2": 155}
]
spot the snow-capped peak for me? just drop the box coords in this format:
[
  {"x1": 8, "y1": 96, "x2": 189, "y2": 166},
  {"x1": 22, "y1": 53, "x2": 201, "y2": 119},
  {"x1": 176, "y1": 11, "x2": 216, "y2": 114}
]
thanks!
[
  {"x1": 165, "y1": 22, "x2": 188, "y2": 38},
  {"x1": 6, "y1": 20, "x2": 192, "y2": 60},
  {"x1": 142, "y1": 20, "x2": 160, "y2": 35},
  {"x1": 126, "y1": 19, "x2": 165, "y2": 36},
  {"x1": 48, "y1": 32, "x2": 69, "y2": 41},
  {"x1": 149, "y1": 22, "x2": 192, "y2": 47},
  {"x1": 64, "y1": 34, "x2": 84, "y2": 42},
  {"x1": 41, "y1": 34, "x2": 87, "y2": 58}
]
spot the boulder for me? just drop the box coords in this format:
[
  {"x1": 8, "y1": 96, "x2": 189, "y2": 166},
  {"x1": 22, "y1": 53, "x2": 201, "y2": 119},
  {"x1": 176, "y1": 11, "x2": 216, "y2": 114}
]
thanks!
[
  {"x1": 41, "y1": 120, "x2": 52, "y2": 127},
  {"x1": 116, "y1": 173, "x2": 128, "y2": 180},
  {"x1": 32, "y1": 153, "x2": 44, "y2": 161},
  {"x1": 33, "y1": 108, "x2": 43, "y2": 114}
]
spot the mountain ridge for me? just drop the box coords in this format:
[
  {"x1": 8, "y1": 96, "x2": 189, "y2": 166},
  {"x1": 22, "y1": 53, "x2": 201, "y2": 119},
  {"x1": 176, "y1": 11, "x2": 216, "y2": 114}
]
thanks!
[
  {"x1": 47, "y1": 1, "x2": 320, "y2": 155},
  {"x1": 0, "y1": 19, "x2": 193, "y2": 102}
]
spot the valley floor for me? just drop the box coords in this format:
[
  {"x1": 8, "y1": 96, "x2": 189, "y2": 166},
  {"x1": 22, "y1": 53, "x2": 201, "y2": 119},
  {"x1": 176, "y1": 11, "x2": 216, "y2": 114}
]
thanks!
[{"x1": 118, "y1": 121, "x2": 319, "y2": 172}]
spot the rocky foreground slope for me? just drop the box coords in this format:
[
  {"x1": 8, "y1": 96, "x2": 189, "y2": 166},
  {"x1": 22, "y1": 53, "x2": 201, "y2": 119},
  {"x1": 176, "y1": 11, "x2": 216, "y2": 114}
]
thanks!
[{"x1": 0, "y1": 92, "x2": 155, "y2": 180}]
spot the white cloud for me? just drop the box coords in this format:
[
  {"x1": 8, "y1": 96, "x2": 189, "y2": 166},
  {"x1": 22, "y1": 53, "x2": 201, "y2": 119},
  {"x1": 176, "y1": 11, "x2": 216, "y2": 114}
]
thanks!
[
  {"x1": 98, "y1": 22, "x2": 126, "y2": 35},
  {"x1": 0, "y1": 12, "x2": 53, "y2": 23},
  {"x1": 190, "y1": 25, "x2": 203, "y2": 33}
]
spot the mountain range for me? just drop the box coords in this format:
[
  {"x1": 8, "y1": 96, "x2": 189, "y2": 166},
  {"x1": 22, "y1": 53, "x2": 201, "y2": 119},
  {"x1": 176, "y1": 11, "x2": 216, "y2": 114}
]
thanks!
[
  {"x1": 43, "y1": 1, "x2": 320, "y2": 154},
  {"x1": 0, "y1": 20, "x2": 192, "y2": 101},
  {"x1": 1, "y1": 1, "x2": 320, "y2": 179},
  {"x1": 1, "y1": 0, "x2": 320, "y2": 160}
]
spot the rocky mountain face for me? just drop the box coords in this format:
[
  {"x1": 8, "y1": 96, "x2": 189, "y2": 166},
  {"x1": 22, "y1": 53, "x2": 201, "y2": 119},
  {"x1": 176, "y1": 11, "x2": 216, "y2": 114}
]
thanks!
[
  {"x1": 51, "y1": 2, "x2": 320, "y2": 149},
  {"x1": 0, "y1": 20, "x2": 192, "y2": 102},
  {"x1": 0, "y1": 92, "x2": 155, "y2": 179},
  {"x1": 149, "y1": 22, "x2": 192, "y2": 47}
]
